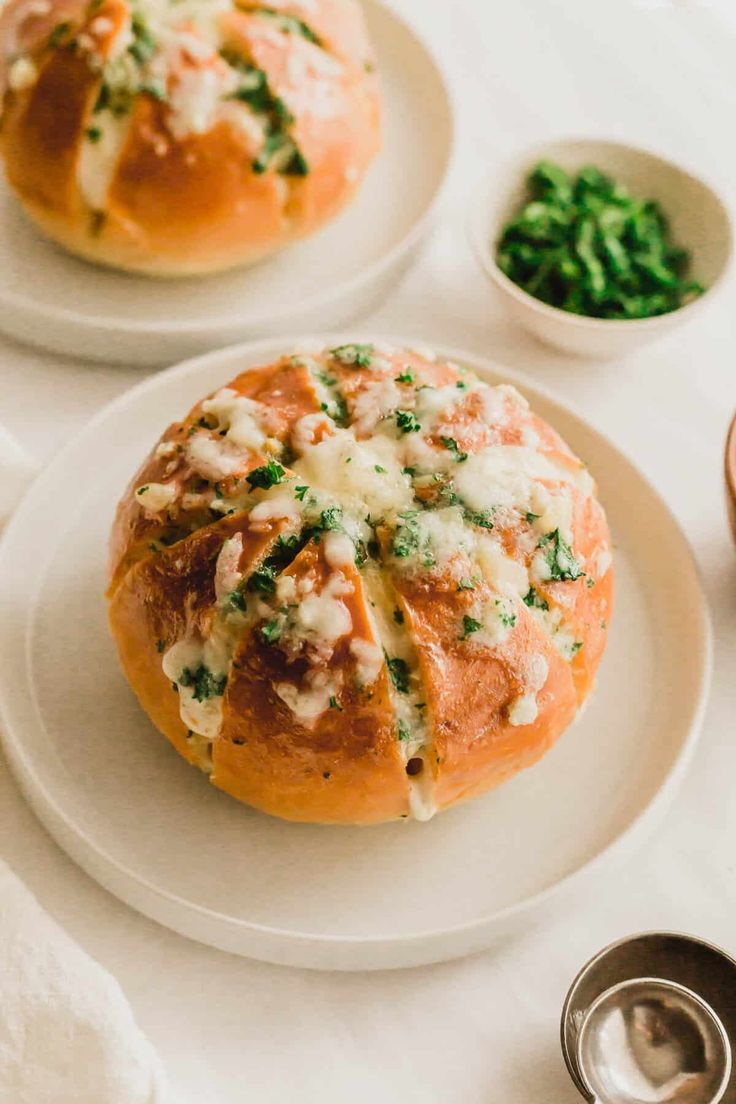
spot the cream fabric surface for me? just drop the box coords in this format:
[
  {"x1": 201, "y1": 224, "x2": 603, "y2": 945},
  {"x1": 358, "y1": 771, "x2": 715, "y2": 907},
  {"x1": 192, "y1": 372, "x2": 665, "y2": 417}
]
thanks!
[
  {"x1": 0, "y1": 860, "x2": 173, "y2": 1104},
  {"x1": 1, "y1": 1, "x2": 736, "y2": 1103}
]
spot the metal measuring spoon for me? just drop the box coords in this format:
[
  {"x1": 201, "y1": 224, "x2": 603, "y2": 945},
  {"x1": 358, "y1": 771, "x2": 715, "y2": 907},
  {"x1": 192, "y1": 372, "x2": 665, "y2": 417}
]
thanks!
[{"x1": 575, "y1": 978, "x2": 731, "y2": 1104}]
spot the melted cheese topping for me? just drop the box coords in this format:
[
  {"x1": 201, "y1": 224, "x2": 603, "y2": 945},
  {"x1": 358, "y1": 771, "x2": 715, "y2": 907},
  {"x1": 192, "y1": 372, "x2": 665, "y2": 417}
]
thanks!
[
  {"x1": 275, "y1": 670, "x2": 339, "y2": 729},
  {"x1": 163, "y1": 635, "x2": 228, "y2": 743},
  {"x1": 508, "y1": 653, "x2": 549, "y2": 727},
  {"x1": 135, "y1": 480, "x2": 177, "y2": 513},
  {"x1": 77, "y1": 110, "x2": 132, "y2": 211},
  {"x1": 146, "y1": 343, "x2": 609, "y2": 821},
  {"x1": 214, "y1": 533, "x2": 244, "y2": 600},
  {"x1": 292, "y1": 429, "x2": 414, "y2": 519},
  {"x1": 186, "y1": 434, "x2": 245, "y2": 481},
  {"x1": 7, "y1": 56, "x2": 38, "y2": 90},
  {"x1": 202, "y1": 388, "x2": 277, "y2": 452}
]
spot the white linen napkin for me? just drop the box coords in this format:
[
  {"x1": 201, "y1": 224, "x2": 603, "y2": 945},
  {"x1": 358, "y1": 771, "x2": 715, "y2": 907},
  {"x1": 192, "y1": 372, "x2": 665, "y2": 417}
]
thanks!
[
  {"x1": 0, "y1": 428, "x2": 176, "y2": 1101},
  {"x1": 0, "y1": 422, "x2": 38, "y2": 527},
  {"x1": 0, "y1": 859, "x2": 174, "y2": 1104}
]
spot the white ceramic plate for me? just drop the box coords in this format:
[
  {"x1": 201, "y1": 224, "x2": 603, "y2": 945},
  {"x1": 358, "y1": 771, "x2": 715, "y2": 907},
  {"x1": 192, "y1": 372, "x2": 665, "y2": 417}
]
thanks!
[
  {"x1": 0, "y1": 337, "x2": 711, "y2": 971},
  {"x1": 0, "y1": 2, "x2": 453, "y2": 367}
]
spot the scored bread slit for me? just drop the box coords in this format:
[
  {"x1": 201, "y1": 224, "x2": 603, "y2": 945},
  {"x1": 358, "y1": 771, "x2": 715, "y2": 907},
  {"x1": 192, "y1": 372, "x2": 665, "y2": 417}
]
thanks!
[
  {"x1": 360, "y1": 559, "x2": 438, "y2": 822},
  {"x1": 76, "y1": 96, "x2": 133, "y2": 224}
]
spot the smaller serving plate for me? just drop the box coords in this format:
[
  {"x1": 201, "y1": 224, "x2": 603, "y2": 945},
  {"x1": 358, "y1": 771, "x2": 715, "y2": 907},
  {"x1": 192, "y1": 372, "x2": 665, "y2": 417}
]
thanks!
[
  {"x1": 0, "y1": 337, "x2": 712, "y2": 970},
  {"x1": 0, "y1": 1, "x2": 453, "y2": 367}
]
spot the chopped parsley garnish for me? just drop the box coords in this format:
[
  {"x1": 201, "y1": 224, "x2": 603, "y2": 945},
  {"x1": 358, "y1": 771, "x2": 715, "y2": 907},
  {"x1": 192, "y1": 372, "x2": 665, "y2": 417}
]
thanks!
[
  {"x1": 254, "y1": 7, "x2": 321, "y2": 43},
  {"x1": 538, "y1": 529, "x2": 584, "y2": 581},
  {"x1": 457, "y1": 577, "x2": 477, "y2": 591},
  {"x1": 395, "y1": 409, "x2": 421, "y2": 434},
  {"x1": 402, "y1": 466, "x2": 417, "y2": 478},
  {"x1": 586, "y1": 577, "x2": 596, "y2": 589},
  {"x1": 179, "y1": 665, "x2": 227, "y2": 702},
  {"x1": 321, "y1": 395, "x2": 349, "y2": 426},
  {"x1": 393, "y1": 607, "x2": 405, "y2": 625},
  {"x1": 460, "y1": 615, "x2": 482, "y2": 640},
  {"x1": 523, "y1": 587, "x2": 549, "y2": 611},
  {"x1": 246, "y1": 460, "x2": 286, "y2": 490},
  {"x1": 294, "y1": 485, "x2": 309, "y2": 501},
  {"x1": 316, "y1": 372, "x2": 337, "y2": 387},
  {"x1": 93, "y1": 81, "x2": 130, "y2": 117},
  {"x1": 137, "y1": 485, "x2": 149, "y2": 495},
  {"x1": 570, "y1": 640, "x2": 584, "y2": 656},
  {"x1": 463, "y1": 507, "x2": 494, "y2": 530},
  {"x1": 526, "y1": 511, "x2": 541, "y2": 524},
  {"x1": 225, "y1": 589, "x2": 247, "y2": 612},
  {"x1": 397, "y1": 720, "x2": 412, "y2": 742},
  {"x1": 391, "y1": 512, "x2": 422, "y2": 558},
  {"x1": 247, "y1": 565, "x2": 278, "y2": 595},
  {"x1": 318, "y1": 506, "x2": 343, "y2": 531},
  {"x1": 48, "y1": 21, "x2": 72, "y2": 47},
  {"x1": 496, "y1": 160, "x2": 704, "y2": 319},
  {"x1": 140, "y1": 80, "x2": 166, "y2": 101},
  {"x1": 329, "y1": 695, "x2": 342, "y2": 711},
  {"x1": 261, "y1": 619, "x2": 283, "y2": 644},
  {"x1": 269, "y1": 533, "x2": 304, "y2": 567},
  {"x1": 253, "y1": 131, "x2": 308, "y2": 176},
  {"x1": 155, "y1": 639, "x2": 165, "y2": 653},
  {"x1": 496, "y1": 602, "x2": 517, "y2": 629},
  {"x1": 353, "y1": 540, "x2": 369, "y2": 567},
  {"x1": 456, "y1": 381, "x2": 468, "y2": 390},
  {"x1": 386, "y1": 655, "x2": 410, "y2": 694},
  {"x1": 227, "y1": 63, "x2": 274, "y2": 113},
  {"x1": 222, "y1": 52, "x2": 309, "y2": 177},
  {"x1": 440, "y1": 436, "x2": 468, "y2": 463},
  {"x1": 374, "y1": 465, "x2": 387, "y2": 474},
  {"x1": 395, "y1": 370, "x2": 415, "y2": 384},
  {"x1": 330, "y1": 343, "x2": 374, "y2": 368},
  {"x1": 128, "y1": 12, "x2": 157, "y2": 63},
  {"x1": 85, "y1": 126, "x2": 102, "y2": 143}
]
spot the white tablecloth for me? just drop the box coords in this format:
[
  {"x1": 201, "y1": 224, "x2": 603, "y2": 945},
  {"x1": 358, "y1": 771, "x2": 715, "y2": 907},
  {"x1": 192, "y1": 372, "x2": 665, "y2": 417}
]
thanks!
[{"x1": 2, "y1": 1, "x2": 736, "y2": 1100}]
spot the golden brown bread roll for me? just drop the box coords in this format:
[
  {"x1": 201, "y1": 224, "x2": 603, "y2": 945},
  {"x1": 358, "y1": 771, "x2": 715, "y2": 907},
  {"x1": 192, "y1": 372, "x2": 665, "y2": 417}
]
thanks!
[
  {"x1": 0, "y1": 0, "x2": 380, "y2": 275},
  {"x1": 107, "y1": 343, "x2": 614, "y2": 824}
]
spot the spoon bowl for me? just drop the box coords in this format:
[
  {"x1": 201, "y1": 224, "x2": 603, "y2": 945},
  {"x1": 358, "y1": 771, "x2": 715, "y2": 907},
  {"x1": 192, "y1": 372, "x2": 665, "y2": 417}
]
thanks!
[{"x1": 576, "y1": 978, "x2": 731, "y2": 1104}]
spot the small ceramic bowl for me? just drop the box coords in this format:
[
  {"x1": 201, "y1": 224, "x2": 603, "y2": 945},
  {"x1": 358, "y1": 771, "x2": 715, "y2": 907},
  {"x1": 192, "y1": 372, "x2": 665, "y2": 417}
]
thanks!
[
  {"x1": 725, "y1": 414, "x2": 736, "y2": 542},
  {"x1": 468, "y1": 137, "x2": 734, "y2": 359}
]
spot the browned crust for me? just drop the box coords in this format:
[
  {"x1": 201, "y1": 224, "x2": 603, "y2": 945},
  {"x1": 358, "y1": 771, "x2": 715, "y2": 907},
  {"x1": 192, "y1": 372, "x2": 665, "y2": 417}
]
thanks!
[
  {"x1": 212, "y1": 542, "x2": 409, "y2": 823},
  {"x1": 0, "y1": 0, "x2": 381, "y2": 275},
  {"x1": 107, "y1": 357, "x2": 321, "y2": 591}
]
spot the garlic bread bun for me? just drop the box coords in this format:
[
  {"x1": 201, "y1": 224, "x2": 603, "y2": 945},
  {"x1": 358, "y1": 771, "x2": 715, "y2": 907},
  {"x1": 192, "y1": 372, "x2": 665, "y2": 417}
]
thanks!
[
  {"x1": 107, "y1": 344, "x2": 614, "y2": 824},
  {"x1": 0, "y1": 0, "x2": 380, "y2": 275}
]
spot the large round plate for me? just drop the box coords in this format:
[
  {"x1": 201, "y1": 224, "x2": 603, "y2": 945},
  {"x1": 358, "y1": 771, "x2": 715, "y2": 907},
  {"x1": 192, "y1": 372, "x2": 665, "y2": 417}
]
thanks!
[
  {"x1": 0, "y1": 338, "x2": 711, "y2": 970},
  {"x1": 0, "y1": 2, "x2": 453, "y2": 367}
]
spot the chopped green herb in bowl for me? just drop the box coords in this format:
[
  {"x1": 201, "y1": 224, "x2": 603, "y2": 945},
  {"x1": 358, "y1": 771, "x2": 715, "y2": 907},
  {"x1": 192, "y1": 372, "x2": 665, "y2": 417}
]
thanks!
[
  {"x1": 496, "y1": 160, "x2": 704, "y2": 320},
  {"x1": 469, "y1": 139, "x2": 733, "y2": 358}
]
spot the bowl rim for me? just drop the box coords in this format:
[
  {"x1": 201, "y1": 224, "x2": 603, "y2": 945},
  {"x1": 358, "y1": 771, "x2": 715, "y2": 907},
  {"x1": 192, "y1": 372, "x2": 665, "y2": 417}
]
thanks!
[
  {"x1": 468, "y1": 134, "x2": 735, "y2": 333},
  {"x1": 560, "y1": 930, "x2": 736, "y2": 1102},
  {"x1": 725, "y1": 413, "x2": 736, "y2": 504},
  {"x1": 575, "y1": 975, "x2": 733, "y2": 1104}
]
